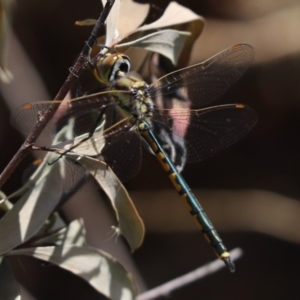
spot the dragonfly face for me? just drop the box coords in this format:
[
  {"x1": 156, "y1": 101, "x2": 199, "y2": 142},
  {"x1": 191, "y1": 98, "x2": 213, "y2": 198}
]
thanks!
[{"x1": 93, "y1": 52, "x2": 131, "y2": 84}]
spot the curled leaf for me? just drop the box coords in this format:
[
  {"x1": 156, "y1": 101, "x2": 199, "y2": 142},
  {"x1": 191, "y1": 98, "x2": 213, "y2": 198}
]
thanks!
[
  {"x1": 102, "y1": 0, "x2": 120, "y2": 46},
  {"x1": 115, "y1": 0, "x2": 149, "y2": 37},
  {"x1": 66, "y1": 154, "x2": 145, "y2": 251},
  {"x1": 117, "y1": 29, "x2": 190, "y2": 65},
  {"x1": 112, "y1": 1, "x2": 204, "y2": 66},
  {"x1": 9, "y1": 245, "x2": 138, "y2": 300},
  {"x1": 136, "y1": 1, "x2": 203, "y2": 32},
  {"x1": 0, "y1": 158, "x2": 64, "y2": 255}
]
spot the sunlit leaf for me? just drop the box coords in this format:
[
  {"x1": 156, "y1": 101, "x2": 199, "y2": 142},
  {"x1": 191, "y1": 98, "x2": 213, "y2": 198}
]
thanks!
[
  {"x1": 0, "y1": 159, "x2": 64, "y2": 255},
  {"x1": 117, "y1": 29, "x2": 190, "y2": 65},
  {"x1": 84, "y1": 1, "x2": 203, "y2": 67},
  {"x1": 137, "y1": 2, "x2": 203, "y2": 31},
  {"x1": 113, "y1": 1, "x2": 204, "y2": 66},
  {"x1": 102, "y1": 0, "x2": 120, "y2": 46},
  {"x1": 40, "y1": 212, "x2": 66, "y2": 235},
  {"x1": 66, "y1": 154, "x2": 145, "y2": 251},
  {"x1": 0, "y1": 257, "x2": 20, "y2": 300},
  {"x1": 5, "y1": 124, "x2": 71, "y2": 200},
  {"x1": 77, "y1": 0, "x2": 150, "y2": 37},
  {"x1": 9, "y1": 245, "x2": 138, "y2": 300},
  {"x1": 0, "y1": 190, "x2": 12, "y2": 212},
  {"x1": 33, "y1": 218, "x2": 86, "y2": 247}
]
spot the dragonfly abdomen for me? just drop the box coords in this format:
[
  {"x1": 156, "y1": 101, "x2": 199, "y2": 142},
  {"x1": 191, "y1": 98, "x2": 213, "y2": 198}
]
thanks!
[{"x1": 138, "y1": 120, "x2": 235, "y2": 272}]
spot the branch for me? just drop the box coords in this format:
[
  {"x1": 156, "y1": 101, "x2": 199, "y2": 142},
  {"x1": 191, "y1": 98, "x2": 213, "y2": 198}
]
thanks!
[
  {"x1": 137, "y1": 248, "x2": 243, "y2": 300},
  {"x1": 0, "y1": 0, "x2": 115, "y2": 189}
]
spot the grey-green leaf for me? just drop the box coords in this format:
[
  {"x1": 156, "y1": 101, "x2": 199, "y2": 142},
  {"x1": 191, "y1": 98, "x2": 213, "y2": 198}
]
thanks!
[
  {"x1": 136, "y1": 1, "x2": 203, "y2": 32},
  {"x1": 117, "y1": 29, "x2": 190, "y2": 65},
  {"x1": 66, "y1": 154, "x2": 145, "y2": 251},
  {"x1": 0, "y1": 159, "x2": 64, "y2": 255},
  {"x1": 33, "y1": 218, "x2": 86, "y2": 247},
  {"x1": 0, "y1": 257, "x2": 20, "y2": 300},
  {"x1": 9, "y1": 245, "x2": 138, "y2": 300}
]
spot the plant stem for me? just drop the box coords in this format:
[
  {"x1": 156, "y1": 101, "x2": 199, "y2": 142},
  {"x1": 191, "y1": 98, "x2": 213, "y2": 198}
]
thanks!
[{"x1": 0, "y1": 0, "x2": 115, "y2": 189}]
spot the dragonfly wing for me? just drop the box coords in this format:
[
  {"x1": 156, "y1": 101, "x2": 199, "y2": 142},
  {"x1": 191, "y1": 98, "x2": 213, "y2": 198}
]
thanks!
[
  {"x1": 178, "y1": 104, "x2": 257, "y2": 163},
  {"x1": 150, "y1": 44, "x2": 254, "y2": 108},
  {"x1": 100, "y1": 115, "x2": 142, "y2": 182},
  {"x1": 152, "y1": 104, "x2": 257, "y2": 169},
  {"x1": 151, "y1": 108, "x2": 188, "y2": 172},
  {"x1": 10, "y1": 90, "x2": 129, "y2": 142},
  {"x1": 11, "y1": 101, "x2": 65, "y2": 139}
]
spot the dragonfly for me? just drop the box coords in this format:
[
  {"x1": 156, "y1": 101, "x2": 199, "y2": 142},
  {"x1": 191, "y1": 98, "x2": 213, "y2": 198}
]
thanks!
[{"x1": 13, "y1": 44, "x2": 257, "y2": 272}]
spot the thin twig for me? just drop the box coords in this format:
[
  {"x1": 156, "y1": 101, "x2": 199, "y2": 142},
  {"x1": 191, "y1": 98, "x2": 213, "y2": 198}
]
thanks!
[
  {"x1": 0, "y1": 0, "x2": 115, "y2": 189},
  {"x1": 136, "y1": 248, "x2": 243, "y2": 300}
]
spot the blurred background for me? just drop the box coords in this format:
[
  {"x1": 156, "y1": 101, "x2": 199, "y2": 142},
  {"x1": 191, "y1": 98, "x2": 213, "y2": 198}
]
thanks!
[{"x1": 1, "y1": 0, "x2": 300, "y2": 299}]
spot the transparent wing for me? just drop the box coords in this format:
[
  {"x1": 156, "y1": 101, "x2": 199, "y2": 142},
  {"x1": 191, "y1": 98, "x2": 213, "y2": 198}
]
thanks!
[
  {"x1": 12, "y1": 90, "x2": 143, "y2": 181},
  {"x1": 150, "y1": 44, "x2": 254, "y2": 108},
  {"x1": 152, "y1": 104, "x2": 257, "y2": 168},
  {"x1": 11, "y1": 90, "x2": 132, "y2": 140},
  {"x1": 101, "y1": 126, "x2": 142, "y2": 182},
  {"x1": 184, "y1": 104, "x2": 257, "y2": 162},
  {"x1": 95, "y1": 104, "x2": 142, "y2": 181}
]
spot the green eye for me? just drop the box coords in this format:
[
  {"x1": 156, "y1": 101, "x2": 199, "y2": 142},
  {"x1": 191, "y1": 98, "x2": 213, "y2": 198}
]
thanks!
[{"x1": 94, "y1": 53, "x2": 130, "y2": 84}]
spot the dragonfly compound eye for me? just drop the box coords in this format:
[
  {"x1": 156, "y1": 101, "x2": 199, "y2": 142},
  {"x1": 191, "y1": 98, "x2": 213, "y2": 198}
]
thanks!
[{"x1": 94, "y1": 53, "x2": 131, "y2": 84}]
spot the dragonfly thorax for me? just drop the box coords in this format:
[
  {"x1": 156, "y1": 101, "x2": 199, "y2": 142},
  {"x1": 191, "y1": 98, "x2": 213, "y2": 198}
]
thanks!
[
  {"x1": 93, "y1": 51, "x2": 154, "y2": 122},
  {"x1": 114, "y1": 72, "x2": 154, "y2": 123}
]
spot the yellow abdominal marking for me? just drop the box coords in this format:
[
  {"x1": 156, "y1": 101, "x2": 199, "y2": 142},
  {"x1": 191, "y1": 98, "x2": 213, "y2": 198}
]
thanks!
[
  {"x1": 156, "y1": 152, "x2": 170, "y2": 172},
  {"x1": 180, "y1": 193, "x2": 193, "y2": 211},
  {"x1": 148, "y1": 138, "x2": 158, "y2": 152},
  {"x1": 169, "y1": 173, "x2": 182, "y2": 191},
  {"x1": 220, "y1": 252, "x2": 231, "y2": 259}
]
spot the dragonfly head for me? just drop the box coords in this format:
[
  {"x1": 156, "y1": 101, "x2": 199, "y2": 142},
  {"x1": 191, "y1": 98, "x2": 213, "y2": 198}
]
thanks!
[{"x1": 93, "y1": 52, "x2": 130, "y2": 84}]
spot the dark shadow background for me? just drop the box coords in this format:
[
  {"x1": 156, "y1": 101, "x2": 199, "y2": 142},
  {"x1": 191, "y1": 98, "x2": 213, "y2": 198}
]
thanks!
[{"x1": 1, "y1": 0, "x2": 300, "y2": 299}]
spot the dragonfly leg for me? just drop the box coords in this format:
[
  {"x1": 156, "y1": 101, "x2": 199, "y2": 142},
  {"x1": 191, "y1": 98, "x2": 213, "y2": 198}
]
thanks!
[{"x1": 68, "y1": 67, "x2": 79, "y2": 78}]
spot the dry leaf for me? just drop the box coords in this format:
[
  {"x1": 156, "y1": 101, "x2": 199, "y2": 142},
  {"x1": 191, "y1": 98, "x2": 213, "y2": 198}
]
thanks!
[
  {"x1": 116, "y1": 0, "x2": 150, "y2": 37},
  {"x1": 9, "y1": 245, "x2": 138, "y2": 300},
  {"x1": 136, "y1": 2, "x2": 202, "y2": 32},
  {"x1": 33, "y1": 218, "x2": 86, "y2": 247},
  {"x1": 66, "y1": 154, "x2": 145, "y2": 251},
  {"x1": 117, "y1": 29, "x2": 190, "y2": 65},
  {"x1": 0, "y1": 158, "x2": 64, "y2": 255},
  {"x1": 0, "y1": 257, "x2": 20, "y2": 300}
]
